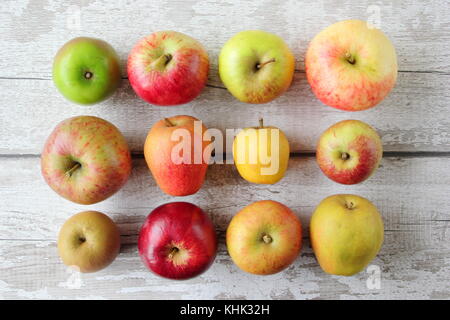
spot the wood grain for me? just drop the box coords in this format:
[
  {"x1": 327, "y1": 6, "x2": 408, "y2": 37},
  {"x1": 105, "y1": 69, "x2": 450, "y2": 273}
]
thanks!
[{"x1": 1, "y1": 70, "x2": 449, "y2": 155}]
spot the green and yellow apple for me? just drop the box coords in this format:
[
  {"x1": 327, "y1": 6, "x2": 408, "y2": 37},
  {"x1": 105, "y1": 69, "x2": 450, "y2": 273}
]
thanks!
[
  {"x1": 310, "y1": 194, "x2": 384, "y2": 276},
  {"x1": 233, "y1": 119, "x2": 290, "y2": 184},
  {"x1": 316, "y1": 120, "x2": 382, "y2": 185},
  {"x1": 219, "y1": 30, "x2": 295, "y2": 103},
  {"x1": 41, "y1": 116, "x2": 132, "y2": 204},
  {"x1": 58, "y1": 211, "x2": 121, "y2": 273},
  {"x1": 226, "y1": 200, "x2": 302, "y2": 275},
  {"x1": 305, "y1": 19, "x2": 398, "y2": 111},
  {"x1": 144, "y1": 115, "x2": 210, "y2": 196},
  {"x1": 53, "y1": 37, "x2": 121, "y2": 105}
]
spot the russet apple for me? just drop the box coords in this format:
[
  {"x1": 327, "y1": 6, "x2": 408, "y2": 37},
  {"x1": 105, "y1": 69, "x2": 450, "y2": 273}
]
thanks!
[
  {"x1": 316, "y1": 120, "x2": 383, "y2": 185},
  {"x1": 144, "y1": 115, "x2": 209, "y2": 196},
  {"x1": 310, "y1": 194, "x2": 384, "y2": 276},
  {"x1": 233, "y1": 119, "x2": 290, "y2": 184},
  {"x1": 219, "y1": 30, "x2": 295, "y2": 103},
  {"x1": 305, "y1": 19, "x2": 398, "y2": 111},
  {"x1": 138, "y1": 202, "x2": 217, "y2": 280},
  {"x1": 127, "y1": 31, "x2": 209, "y2": 106},
  {"x1": 226, "y1": 200, "x2": 302, "y2": 275},
  {"x1": 53, "y1": 37, "x2": 121, "y2": 105},
  {"x1": 58, "y1": 211, "x2": 121, "y2": 273},
  {"x1": 41, "y1": 116, "x2": 132, "y2": 204}
]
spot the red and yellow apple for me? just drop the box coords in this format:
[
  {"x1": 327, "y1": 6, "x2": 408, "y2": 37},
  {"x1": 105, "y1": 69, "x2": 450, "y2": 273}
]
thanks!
[
  {"x1": 138, "y1": 202, "x2": 217, "y2": 280},
  {"x1": 127, "y1": 31, "x2": 209, "y2": 106},
  {"x1": 226, "y1": 200, "x2": 302, "y2": 275},
  {"x1": 233, "y1": 119, "x2": 290, "y2": 184},
  {"x1": 144, "y1": 115, "x2": 210, "y2": 196},
  {"x1": 305, "y1": 19, "x2": 398, "y2": 111},
  {"x1": 310, "y1": 194, "x2": 384, "y2": 276},
  {"x1": 41, "y1": 116, "x2": 132, "y2": 204},
  {"x1": 219, "y1": 30, "x2": 295, "y2": 103},
  {"x1": 316, "y1": 120, "x2": 383, "y2": 185},
  {"x1": 58, "y1": 211, "x2": 121, "y2": 273}
]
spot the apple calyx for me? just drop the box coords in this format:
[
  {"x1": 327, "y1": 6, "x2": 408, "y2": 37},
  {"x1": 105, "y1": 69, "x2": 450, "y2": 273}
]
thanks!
[
  {"x1": 262, "y1": 233, "x2": 273, "y2": 244},
  {"x1": 344, "y1": 52, "x2": 356, "y2": 65},
  {"x1": 168, "y1": 247, "x2": 179, "y2": 259},
  {"x1": 84, "y1": 71, "x2": 93, "y2": 80},
  {"x1": 345, "y1": 201, "x2": 356, "y2": 210},
  {"x1": 341, "y1": 152, "x2": 350, "y2": 160},
  {"x1": 151, "y1": 53, "x2": 173, "y2": 71},
  {"x1": 66, "y1": 162, "x2": 81, "y2": 177},
  {"x1": 255, "y1": 58, "x2": 275, "y2": 70}
]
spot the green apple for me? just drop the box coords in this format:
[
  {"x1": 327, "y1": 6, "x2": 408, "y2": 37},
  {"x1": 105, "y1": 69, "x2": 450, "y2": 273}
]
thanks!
[
  {"x1": 52, "y1": 37, "x2": 121, "y2": 105},
  {"x1": 219, "y1": 30, "x2": 295, "y2": 104}
]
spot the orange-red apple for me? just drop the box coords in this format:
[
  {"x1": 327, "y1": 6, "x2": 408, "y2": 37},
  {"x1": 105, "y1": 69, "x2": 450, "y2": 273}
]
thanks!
[
  {"x1": 144, "y1": 115, "x2": 210, "y2": 196},
  {"x1": 316, "y1": 120, "x2": 383, "y2": 185},
  {"x1": 305, "y1": 19, "x2": 398, "y2": 111},
  {"x1": 226, "y1": 200, "x2": 302, "y2": 275}
]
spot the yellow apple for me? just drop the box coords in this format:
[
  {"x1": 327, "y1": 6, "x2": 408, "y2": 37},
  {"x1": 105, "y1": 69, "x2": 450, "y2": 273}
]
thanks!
[
  {"x1": 310, "y1": 194, "x2": 384, "y2": 276},
  {"x1": 232, "y1": 119, "x2": 290, "y2": 184},
  {"x1": 58, "y1": 211, "x2": 121, "y2": 273}
]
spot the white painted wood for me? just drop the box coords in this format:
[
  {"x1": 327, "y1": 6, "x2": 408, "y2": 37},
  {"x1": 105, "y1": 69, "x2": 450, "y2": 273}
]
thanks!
[
  {"x1": 0, "y1": 157, "x2": 449, "y2": 299},
  {"x1": 1, "y1": 70, "x2": 449, "y2": 155},
  {"x1": 1, "y1": 0, "x2": 450, "y2": 300}
]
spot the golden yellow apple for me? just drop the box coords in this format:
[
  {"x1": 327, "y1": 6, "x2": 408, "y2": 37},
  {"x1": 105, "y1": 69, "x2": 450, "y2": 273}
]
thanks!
[
  {"x1": 232, "y1": 119, "x2": 290, "y2": 184},
  {"x1": 310, "y1": 194, "x2": 384, "y2": 276},
  {"x1": 58, "y1": 211, "x2": 121, "y2": 273}
]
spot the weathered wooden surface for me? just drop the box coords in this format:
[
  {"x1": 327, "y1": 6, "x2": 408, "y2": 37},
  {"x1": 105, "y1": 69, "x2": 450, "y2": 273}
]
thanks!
[{"x1": 0, "y1": 0, "x2": 449, "y2": 300}]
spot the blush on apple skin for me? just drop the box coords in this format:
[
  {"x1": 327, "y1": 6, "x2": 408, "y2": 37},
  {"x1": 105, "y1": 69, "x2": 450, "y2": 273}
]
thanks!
[
  {"x1": 317, "y1": 135, "x2": 381, "y2": 185},
  {"x1": 127, "y1": 31, "x2": 209, "y2": 106},
  {"x1": 138, "y1": 202, "x2": 217, "y2": 280},
  {"x1": 41, "y1": 116, "x2": 132, "y2": 205}
]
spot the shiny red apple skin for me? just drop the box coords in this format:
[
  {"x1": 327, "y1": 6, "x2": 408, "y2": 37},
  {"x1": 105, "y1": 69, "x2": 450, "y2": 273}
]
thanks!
[
  {"x1": 316, "y1": 120, "x2": 383, "y2": 185},
  {"x1": 138, "y1": 202, "x2": 217, "y2": 280},
  {"x1": 41, "y1": 116, "x2": 132, "y2": 204},
  {"x1": 127, "y1": 31, "x2": 209, "y2": 106}
]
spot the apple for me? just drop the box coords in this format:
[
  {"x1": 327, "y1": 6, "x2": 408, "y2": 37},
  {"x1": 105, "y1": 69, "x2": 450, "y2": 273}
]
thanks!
[
  {"x1": 316, "y1": 120, "x2": 382, "y2": 185},
  {"x1": 226, "y1": 200, "x2": 302, "y2": 275},
  {"x1": 233, "y1": 119, "x2": 290, "y2": 184},
  {"x1": 219, "y1": 30, "x2": 295, "y2": 103},
  {"x1": 144, "y1": 115, "x2": 209, "y2": 196},
  {"x1": 53, "y1": 37, "x2": 121, "y2": 105},
  {"x1": 310, "y1": 194, "x2": 384, "y2": 276},
  {"x1": 127, "y1": 31, "x2": 209, "y2": 106},
  {"x1": 58, "y1": 211, "x2": 121, "y2": 273},
  {"x1": 305, "y1": 19, "x2": 398, "y2": 111},
  {"x1": 138, "y1": 202, "x2": 217, "y2": 280},
  {"x1": 41, "y1": 116, "x2": 132, "y2": 204}
]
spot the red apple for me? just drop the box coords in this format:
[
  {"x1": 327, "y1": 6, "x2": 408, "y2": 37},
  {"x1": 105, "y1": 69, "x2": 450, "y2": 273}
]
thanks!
[
  {"x1": 144, "y1": 115, "x2": 210, "y2": 196},
  {"x1": 305, "y1": 20, "x2": 398, "y2": 111},
  {"x1": 316, "y1": 120, "x2": 383, "y2": 185},
  {"x1": 127, "y1": 31, "x2": 209, "y2": 106},
  {"x1": 41, "y1": 116, "x2": 132, "y2": 204},
  {"x1": 138, "y1": 202, "x2": 217, "y2": 280}
]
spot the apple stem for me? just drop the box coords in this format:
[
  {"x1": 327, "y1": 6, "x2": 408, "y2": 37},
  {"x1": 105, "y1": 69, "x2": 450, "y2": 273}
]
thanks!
[
  {"x1": 151, "y1": 54, "x2": 173, "y2": 70},
  {"x1": 168, "y1": 247, "x2": 179, "y2": 259},
  {"x1": 345, "y1": 52, "x2": 356, "y2": 65},
  {"x1": 259, "y1": 118, "x2": 264, "y2": 128},
  {"x1": 346, "y1": 202, "x2": 355, "y2": 210},
  {"x1": 164, "y1": 118, "x2": 174, "y2": 127},
  {"x1": 66, "y1": 162, "x2": 81, "y2": 177},
  {"x1": 262, "y1": 234, "x2": 272, "y2": 244},
  {"x1": 256, "y1": 58, "x2": 275, "y2": 70},
  {"x1": 84, "y1": 71, "x2": 93, "y2": 79}
]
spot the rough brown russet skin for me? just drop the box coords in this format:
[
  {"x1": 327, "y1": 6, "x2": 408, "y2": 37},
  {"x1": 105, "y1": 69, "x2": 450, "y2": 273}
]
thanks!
[
  {"x1": 58, "y1": 211, "x2": 121, "y2": 273},
  {"x1": 41, "y1": 116, "x2": 132, "y2": 204},
  {"x1": 144, "y1": 115, "x2": 209, "y2": 196}
]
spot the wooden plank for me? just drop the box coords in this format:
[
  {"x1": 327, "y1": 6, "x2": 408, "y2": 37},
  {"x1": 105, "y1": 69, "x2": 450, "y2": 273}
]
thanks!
[
  {"x1": 0, "y1": 239, "x2": 449, "y2": 300},
  {"x1": 1, "y1": 71, "x2": 449, "y2": 155},
  {"x1": 1, "y1": 156, "x2": 448, "y2": 246},
  {"x1": 0, "y1": 0, "x2": 449, "y2": 80}
]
